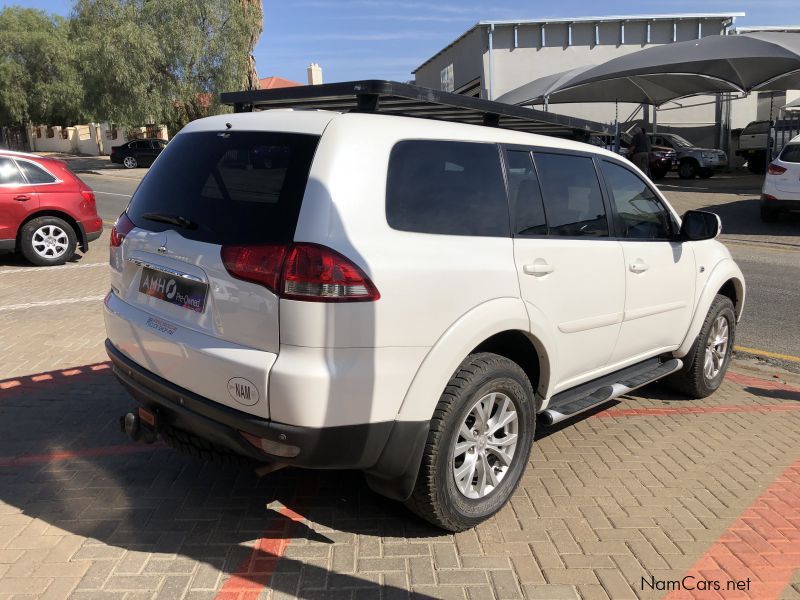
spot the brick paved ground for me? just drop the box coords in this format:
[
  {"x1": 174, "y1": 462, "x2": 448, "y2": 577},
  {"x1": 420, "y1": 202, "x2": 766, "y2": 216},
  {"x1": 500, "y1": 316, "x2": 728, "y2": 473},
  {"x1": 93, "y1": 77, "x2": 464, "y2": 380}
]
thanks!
[{"x1": 1, "y1": 228, "x2": 799, "y2": 600}]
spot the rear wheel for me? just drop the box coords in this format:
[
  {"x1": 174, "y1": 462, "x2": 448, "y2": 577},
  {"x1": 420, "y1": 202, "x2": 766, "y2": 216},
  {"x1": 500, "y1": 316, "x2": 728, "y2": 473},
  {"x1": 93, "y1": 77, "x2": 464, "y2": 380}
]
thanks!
[
  {"x1": 668, "y1": 295, "x2": 735, "y2": 398},
  {"x1": 19, "y1": 216, "x2": 77, "y2": 266},
  {"x1": 747, "y1": 153, "x2": 766, "y2": 174},
  {"x1": 651, "y1": 167, "x2": 668, "y2": 180},
  {"x1": 405, "y1": 353, "x2": 535, "y2": 532},
  {"x1": 678, "y1": 160, "x2": 698, "y2": 179}
]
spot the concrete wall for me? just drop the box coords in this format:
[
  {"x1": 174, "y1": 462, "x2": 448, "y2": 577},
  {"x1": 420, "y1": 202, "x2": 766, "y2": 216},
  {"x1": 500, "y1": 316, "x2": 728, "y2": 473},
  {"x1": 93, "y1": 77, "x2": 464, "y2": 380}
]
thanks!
[{"x1": 28, "y1": 123, "x2": 168, "y2": 156}]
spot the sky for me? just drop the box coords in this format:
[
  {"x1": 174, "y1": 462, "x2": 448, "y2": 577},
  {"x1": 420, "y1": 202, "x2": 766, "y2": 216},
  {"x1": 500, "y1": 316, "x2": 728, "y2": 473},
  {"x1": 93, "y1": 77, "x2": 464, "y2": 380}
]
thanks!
[{"x1": 5, "y1": 1, "x2": 800, "y2": 83}]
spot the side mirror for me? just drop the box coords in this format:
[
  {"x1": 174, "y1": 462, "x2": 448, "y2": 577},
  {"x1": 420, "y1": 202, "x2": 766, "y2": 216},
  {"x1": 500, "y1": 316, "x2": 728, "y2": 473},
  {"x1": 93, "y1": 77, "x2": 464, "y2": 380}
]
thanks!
[{"x1": 680, "y1": 210, "x2": 721, "y2": 241}]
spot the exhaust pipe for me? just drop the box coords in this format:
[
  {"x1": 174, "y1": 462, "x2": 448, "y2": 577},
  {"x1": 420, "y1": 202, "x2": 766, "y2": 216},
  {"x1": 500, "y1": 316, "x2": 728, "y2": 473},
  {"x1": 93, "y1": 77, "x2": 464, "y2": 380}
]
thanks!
[{"x1": 120, "y1": 411, "x2": 157, "y2": 444}]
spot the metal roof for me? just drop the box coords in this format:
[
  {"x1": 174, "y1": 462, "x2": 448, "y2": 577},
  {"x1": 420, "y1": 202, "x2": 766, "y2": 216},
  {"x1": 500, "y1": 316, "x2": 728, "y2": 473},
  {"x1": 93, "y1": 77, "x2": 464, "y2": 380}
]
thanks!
[
  {"x1": 219, "y1": 79, "x2": 610, "y2": 137},
  {"x1": 413, "y1": 12, "x2": 745, "y2": 74},
  {"x1": 734, "y1": 26, "x2": 800, "y2": 33}
]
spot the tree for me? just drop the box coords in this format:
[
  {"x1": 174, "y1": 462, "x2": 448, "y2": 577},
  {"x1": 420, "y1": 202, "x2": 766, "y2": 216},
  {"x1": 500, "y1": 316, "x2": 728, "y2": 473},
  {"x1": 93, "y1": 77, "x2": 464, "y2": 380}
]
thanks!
[
  {"x1": 0, "y1": 7, "x2": 85, "y2": 126},
  {"x1": 72, "y1": 0, "x2": 263, "y2": 133}
]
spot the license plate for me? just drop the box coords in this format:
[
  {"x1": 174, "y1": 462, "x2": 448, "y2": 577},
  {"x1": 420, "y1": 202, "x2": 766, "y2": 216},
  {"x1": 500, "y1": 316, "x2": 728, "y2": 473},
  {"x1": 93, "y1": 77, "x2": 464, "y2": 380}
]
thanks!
[{"x1": 138, "y1": 267, "x2": 208, "y2": 313}]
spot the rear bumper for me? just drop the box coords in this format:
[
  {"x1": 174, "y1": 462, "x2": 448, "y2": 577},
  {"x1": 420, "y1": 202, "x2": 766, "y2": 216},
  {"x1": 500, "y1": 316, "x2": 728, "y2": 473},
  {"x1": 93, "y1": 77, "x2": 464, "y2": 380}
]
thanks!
[
  {"x1": 107, "y1": 339, "x2": 428, "y2": 498},
  {"x1": 76, "y1": 218, "x2": 103, "y2": 252}
]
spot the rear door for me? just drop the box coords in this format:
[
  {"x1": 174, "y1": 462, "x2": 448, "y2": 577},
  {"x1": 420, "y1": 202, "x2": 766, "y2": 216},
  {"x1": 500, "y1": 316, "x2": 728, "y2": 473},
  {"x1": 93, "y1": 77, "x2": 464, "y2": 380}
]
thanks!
[
  {"x1": 109, "y1": 131, "x2": 319, "y2": 415},
  {"x1": 508, "y1": 148, "x2": 625, "y2": 392},
  {"x1": 0, "y1": 156, "x2": 39, "y2": 241},
  {"x1": 599, "y1": 159, "x2": 695, "y2": 363}
]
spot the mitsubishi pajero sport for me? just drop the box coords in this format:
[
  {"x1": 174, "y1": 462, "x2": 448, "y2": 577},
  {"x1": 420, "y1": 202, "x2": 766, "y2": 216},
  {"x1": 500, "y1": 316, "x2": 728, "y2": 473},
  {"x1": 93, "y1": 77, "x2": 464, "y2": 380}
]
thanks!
[{"x1": 105, "y1": 105, "x2": 745, "y2": 532}]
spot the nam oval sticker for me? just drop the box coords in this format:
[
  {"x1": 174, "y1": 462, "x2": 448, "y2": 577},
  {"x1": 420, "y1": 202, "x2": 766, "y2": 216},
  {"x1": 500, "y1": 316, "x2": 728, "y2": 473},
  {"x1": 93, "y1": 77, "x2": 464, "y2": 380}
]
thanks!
[{"x1": 227, "y1": 377, "x2": 260, "y2": 406}]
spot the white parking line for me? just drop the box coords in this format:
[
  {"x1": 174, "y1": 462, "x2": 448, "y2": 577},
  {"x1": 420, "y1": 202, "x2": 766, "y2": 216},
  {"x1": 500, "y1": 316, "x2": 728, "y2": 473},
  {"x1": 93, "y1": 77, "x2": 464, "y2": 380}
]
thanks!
[
  {"x1": 0, "y1": 295, "x2": 106, "y2": 312},
  {"x1": 94, "y1": 191, "x2": 132, "y2": 197},
  {"x1": 0, "y1": 262, "x2": 107, "y2": 275}
]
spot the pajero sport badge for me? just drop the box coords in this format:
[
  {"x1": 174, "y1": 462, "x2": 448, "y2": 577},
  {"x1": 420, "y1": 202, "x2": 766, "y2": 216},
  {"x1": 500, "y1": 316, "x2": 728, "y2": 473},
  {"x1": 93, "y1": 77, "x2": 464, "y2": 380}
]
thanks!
[{"x1": 227, "y1": 378, "x2": 259, "y2": 406}]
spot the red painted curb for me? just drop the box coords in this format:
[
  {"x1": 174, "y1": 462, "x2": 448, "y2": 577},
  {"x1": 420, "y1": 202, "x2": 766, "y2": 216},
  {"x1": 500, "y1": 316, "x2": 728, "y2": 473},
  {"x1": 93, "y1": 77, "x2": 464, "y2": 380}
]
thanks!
[{"x1": 664, "y1": 460, "x2": 800, "y2": 600}]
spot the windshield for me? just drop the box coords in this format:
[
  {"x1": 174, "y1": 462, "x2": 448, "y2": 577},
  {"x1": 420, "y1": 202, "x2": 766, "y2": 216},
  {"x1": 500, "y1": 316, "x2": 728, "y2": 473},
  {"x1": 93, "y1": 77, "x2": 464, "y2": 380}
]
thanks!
[
  {"x1": 665, "y1": 134, "x2": 694, "y2": 148},
  {"x1": 126, "y1": 131, "x2": 319, "y2": 245}
]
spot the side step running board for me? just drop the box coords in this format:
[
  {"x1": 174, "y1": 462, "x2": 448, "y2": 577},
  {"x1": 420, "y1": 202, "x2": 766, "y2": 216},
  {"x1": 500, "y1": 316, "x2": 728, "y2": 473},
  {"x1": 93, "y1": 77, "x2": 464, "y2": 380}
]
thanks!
[{"x1": 540, "y1": 358, "x2": 683, "y2": 426}]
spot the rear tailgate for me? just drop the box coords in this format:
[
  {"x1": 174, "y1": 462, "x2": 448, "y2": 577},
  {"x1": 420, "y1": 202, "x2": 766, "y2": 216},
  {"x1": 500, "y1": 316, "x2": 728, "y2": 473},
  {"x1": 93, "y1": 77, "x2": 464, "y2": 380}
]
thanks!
[
  {"x1": 107, "y1": 129, "x2": 320, "y2": 418},
  {"x1": 773, "y1": 144, "x2": 800, "y2": 196}
]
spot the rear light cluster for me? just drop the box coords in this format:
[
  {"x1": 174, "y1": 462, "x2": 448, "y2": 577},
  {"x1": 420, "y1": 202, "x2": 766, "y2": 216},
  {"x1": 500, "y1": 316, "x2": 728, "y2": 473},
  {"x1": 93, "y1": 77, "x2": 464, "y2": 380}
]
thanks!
[
  {"x1": 767, "y1": 163, "x2": 787, "y2": 175},
  {"x1": 80, "y1": 189, "x2": 96, "y2": 206},
  {"x1": 110, "y1": 213, "x2": 135, "y2": 248},
  {"x1": 221, "y1": 242, "x2": 380, "y2": 303}
]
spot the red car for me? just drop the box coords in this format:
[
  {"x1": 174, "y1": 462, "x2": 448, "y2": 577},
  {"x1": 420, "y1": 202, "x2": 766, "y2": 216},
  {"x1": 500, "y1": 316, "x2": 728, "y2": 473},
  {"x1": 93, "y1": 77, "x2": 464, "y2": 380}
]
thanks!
[{"x1": 0, "y1": 151, "x2": 103, "y2": 266}]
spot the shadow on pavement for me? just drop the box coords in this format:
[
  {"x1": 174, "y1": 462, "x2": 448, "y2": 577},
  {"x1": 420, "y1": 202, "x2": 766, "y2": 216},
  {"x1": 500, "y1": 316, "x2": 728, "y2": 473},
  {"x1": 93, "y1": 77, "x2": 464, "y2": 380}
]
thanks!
[
  {"x1": 692, "y1": 198, "x2": 800, "y2": 238},
  {"x1": 0, "y1": 364, "x2": 440, "y2": 598}
]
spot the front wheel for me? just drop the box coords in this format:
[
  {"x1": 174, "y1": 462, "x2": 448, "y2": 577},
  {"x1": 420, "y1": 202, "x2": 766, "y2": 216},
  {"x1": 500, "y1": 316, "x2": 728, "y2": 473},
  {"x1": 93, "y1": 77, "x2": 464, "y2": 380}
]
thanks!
[
  {"x1": 668, "y1": 295, "x2": 735, "y2": 398},
  {"x1": 405, "y1": 353, "x2": 535, "y2": 532},
  {"x1": 123, "y1": 155, "x2": 138, "y2": 169}
]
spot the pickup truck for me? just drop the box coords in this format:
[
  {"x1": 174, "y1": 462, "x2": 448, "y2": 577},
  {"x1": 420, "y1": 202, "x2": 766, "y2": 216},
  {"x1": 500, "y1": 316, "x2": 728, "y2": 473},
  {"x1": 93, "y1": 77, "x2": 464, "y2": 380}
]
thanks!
[{"x1": 737, "y1": 119, "x2": 800, "y2": 174}]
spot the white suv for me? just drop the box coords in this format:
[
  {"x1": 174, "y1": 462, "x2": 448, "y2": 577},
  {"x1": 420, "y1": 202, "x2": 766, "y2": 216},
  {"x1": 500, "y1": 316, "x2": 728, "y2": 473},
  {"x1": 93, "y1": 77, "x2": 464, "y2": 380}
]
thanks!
[{"x1": 105, "y1": 109, "x2": 745, "y2": 531}]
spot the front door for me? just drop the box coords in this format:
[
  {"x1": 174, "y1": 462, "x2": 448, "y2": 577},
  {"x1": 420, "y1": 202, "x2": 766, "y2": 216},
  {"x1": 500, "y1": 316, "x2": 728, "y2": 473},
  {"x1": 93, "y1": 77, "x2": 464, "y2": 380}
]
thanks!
[
  {"x1": 507, "y1": 148, "x2": 625, "y2": 392},
  {"x1": 598, "y1": 159, "x2": 695, "y2": 364}
]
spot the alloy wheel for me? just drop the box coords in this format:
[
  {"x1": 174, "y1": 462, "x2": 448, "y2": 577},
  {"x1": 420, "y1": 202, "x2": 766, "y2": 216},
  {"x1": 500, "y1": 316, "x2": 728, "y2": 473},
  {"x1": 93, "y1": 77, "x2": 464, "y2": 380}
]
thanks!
[
  {"x1": 704, "y1": 315, "x2": 730, "y2": 380},
  {"x1": 31, "y1": 225, "x2": 69, "y2": 259},
  {"x1": 452, "y1": 391, "x2": 519, "y2": 499}
]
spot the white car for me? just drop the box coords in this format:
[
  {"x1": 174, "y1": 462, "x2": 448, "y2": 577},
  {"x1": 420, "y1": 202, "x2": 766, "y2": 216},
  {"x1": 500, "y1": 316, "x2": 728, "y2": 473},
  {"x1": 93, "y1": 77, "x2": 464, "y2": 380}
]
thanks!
[
  {"x1": 104, "y1": 109, "x2": 745, "y2": 531},
  {"x1": 761, "y1": 135, "x2": 800, "y2": 221}
]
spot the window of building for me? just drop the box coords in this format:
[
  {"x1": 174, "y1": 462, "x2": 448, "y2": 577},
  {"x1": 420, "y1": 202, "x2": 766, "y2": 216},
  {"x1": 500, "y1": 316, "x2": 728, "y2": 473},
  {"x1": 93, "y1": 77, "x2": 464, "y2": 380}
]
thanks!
[
  {"x1": 386, "y1": 140, "x2": 509, "y2": 237},
  {"x1": 532, "y1": 153, "x2": 608, "y2": 237}
]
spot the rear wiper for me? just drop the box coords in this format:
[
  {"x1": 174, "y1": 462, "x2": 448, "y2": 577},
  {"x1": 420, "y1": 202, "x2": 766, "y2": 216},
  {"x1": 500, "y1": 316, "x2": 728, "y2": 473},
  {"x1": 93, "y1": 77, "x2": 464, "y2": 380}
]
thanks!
[{"x1": 141, "y1": 212, "x2": 197, "y2": 230}]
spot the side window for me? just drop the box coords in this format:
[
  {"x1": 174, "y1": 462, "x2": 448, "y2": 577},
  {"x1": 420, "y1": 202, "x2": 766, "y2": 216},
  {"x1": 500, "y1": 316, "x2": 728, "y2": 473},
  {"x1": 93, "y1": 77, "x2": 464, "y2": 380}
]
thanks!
[
  {"x1": 601, "y1": 160, "x2": 672, "y2": 239},
  {"x1": 16, "y1": 160, "x2": 56, "y2": 184},
  {"x1": 386, "y1": 140, "x2": 509, "y2": 237},
  {"x1": 505, "y1": 149, "x2": 547, "y2": 236},
  {"x1": 0, "y1": 157, "x2": 25, "y2": 185},
  {"x1": 133, "y1": 141, "x2": 148, "y2": 150},
  {"x1": 532, "y1": 153, "x2": 608, "y2": 237}
]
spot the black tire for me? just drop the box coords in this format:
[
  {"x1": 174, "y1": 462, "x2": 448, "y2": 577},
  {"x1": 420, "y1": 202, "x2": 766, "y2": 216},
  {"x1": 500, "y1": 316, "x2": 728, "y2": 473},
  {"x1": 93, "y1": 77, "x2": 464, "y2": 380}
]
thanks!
[
  {"x1": 747, "y1": 155, "x2": 766, "y2": 174},
  {"x1": 668, "y1": 295, "x2": 736, "y2": 399},
  {"x1": 760, "y1": 205, "x2": 779, "y2": 222},
  {"x1": 19, "y1": 216, "x2": 77, "y2": 266},
  {"x1": 651, "y1": 167, "x2": 667, "y2": 180},
  {"x1": 678, "y1": 160, "x2": 698, "y2": 179},
  {"x1": 405, "y1": 353, "x2": 536, "y2": 532},
  {"x1": 699, "y1": 168, "x2": 714, "y2": 179}
]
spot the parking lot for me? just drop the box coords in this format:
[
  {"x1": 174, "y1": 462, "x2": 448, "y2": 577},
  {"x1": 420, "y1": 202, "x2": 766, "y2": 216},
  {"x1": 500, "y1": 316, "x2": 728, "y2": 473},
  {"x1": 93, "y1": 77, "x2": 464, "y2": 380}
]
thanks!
[{"x1": 0, "y1": 162, "x2": 799, "y2": 599}]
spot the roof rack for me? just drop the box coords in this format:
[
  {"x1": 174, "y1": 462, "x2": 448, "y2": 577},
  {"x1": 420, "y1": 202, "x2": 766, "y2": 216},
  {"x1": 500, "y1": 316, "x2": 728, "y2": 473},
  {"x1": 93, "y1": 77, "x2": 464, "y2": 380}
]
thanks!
[{"x1": 219, "y1": 80, "x2": 610, "y2": 138}]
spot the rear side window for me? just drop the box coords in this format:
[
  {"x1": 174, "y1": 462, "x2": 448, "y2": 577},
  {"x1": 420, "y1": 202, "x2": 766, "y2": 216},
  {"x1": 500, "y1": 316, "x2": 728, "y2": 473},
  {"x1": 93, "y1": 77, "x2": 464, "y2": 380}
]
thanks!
[
  {"x1": 126, "y1": 131, "x2": 319, "y2": 245},
  {"x1": 386, "y1": 140, "x2": 509, "y2": 237},
  {"x1": 16, "y1": 160, "x2": 57, "y2": 184},
  {"x1": 532, "y1": 153, "x2": 608, "y2": 237},
  {"x1": 0, "y1": 157, "x2": 25, "y2": 185},
  {"x1": 779, "y1": 144, "x2": 800, "y2": 163},
  {"x1": 505, "y1": 149, "x2": 547, "y2": 236}
]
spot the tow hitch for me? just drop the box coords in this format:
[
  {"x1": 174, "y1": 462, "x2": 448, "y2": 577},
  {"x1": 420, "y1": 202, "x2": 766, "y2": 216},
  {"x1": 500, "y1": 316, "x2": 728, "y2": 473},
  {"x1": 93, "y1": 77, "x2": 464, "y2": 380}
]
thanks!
[{"x1": 120, "y1": 408, "x2": 158, "y2": 444}]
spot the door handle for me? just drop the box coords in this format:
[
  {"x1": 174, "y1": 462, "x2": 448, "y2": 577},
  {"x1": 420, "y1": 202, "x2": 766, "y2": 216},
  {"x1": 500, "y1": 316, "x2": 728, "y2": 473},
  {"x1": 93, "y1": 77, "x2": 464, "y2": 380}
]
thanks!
[
  {"x1": 13, "y1": 195, "x2": 31, "y2": 202},
  {"x1": 629, "y1": 260, "x2": 650, "y2": 273},
  {"x1": 523, "y1": 260, "x2": 554, "y2": 276}
]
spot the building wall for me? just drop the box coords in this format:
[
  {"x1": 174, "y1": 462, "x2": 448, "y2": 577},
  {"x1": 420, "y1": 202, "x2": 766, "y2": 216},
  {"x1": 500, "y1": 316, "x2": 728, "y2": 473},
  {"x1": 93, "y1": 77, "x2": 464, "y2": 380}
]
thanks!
[
  {"x1": 28, "y1": 123, "x2": 168, "y2": 156},
  {"x1": 414, "y1": 28, "x2": 487, "y2": 97}
]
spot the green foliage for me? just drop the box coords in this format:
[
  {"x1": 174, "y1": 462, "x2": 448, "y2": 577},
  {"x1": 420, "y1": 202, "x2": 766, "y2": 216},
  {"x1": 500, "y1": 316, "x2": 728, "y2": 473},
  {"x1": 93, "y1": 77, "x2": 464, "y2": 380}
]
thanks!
[
  {"x1": 0, "y1": 7, "x2": 85, "y2": 126},
  {"x1": 73, "y1": 0, "x2": 263, "y2": 133},
  {"x1": 0, "y1": 0, "x2": 262, "y2": 132}
]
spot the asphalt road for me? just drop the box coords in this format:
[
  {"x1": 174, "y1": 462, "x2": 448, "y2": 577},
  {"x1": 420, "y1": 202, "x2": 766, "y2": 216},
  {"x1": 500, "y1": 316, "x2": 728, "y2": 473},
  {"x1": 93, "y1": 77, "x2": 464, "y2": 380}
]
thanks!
[{"x1": 75, "y1": 165, "x2": 800, "y2": 369}]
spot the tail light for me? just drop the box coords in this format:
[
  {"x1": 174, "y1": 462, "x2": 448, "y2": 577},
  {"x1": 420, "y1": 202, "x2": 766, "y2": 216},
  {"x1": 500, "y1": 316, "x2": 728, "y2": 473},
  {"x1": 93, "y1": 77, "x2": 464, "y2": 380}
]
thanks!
[
  {"x1": 221, "y1": 242, "x2": 380, "y2": 302},
  {"x1": 80, "y1": 189, "x2": 96, "y2": 206},
  {"x1": 761, "y1": 193, "x2": 777, "y2": 201},
  {"x1": 110, "y1": 213, "x2": 135, "y2": 248},
  {"x1": 767, "y1": 163, "x2": 786, "y2": 175}
]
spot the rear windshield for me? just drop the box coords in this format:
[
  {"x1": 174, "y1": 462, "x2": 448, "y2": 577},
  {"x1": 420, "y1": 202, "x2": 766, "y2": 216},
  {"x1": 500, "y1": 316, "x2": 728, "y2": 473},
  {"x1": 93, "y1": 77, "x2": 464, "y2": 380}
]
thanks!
[
  {"x1": 126, "y1": 131, "x2": 319, "y2": 245},
  {"x1": 779, "y1": 144, "x2": 800, "y2": 163},
  {"x1": 742, "y1": 121, "x2": 770, "y2": 135}
]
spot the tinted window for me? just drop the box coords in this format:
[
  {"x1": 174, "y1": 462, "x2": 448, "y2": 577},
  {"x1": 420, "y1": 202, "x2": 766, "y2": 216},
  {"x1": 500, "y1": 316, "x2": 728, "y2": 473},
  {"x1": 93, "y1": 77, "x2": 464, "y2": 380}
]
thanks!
[
  {"x1": 601, "y1": 161, "x2": 672, "y2": 239},
  {"x1": 506, "y1": 149, "x2": 547, "y2": 236},
  {"x1": 533, "y1": 153, "x2": 608, "y2": 237},
  {"x1": 126, "y1": 131, "x2": 319, "y2": 245},
  {"x1": 133, "y1": 141, "x2": 149, "y2": 150},
  {"x1": 386, "y1": 140, "x2": 509, "y2": 237},
  {"x1": 779, "y1": 144, "x2": 800, "y2": 163},
  {"x1": 16, "y1": 160, "x2": 56, "y2": 184},
  {"x1": 0, "y1": 157, "x2": 25, "y2": 185}
]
